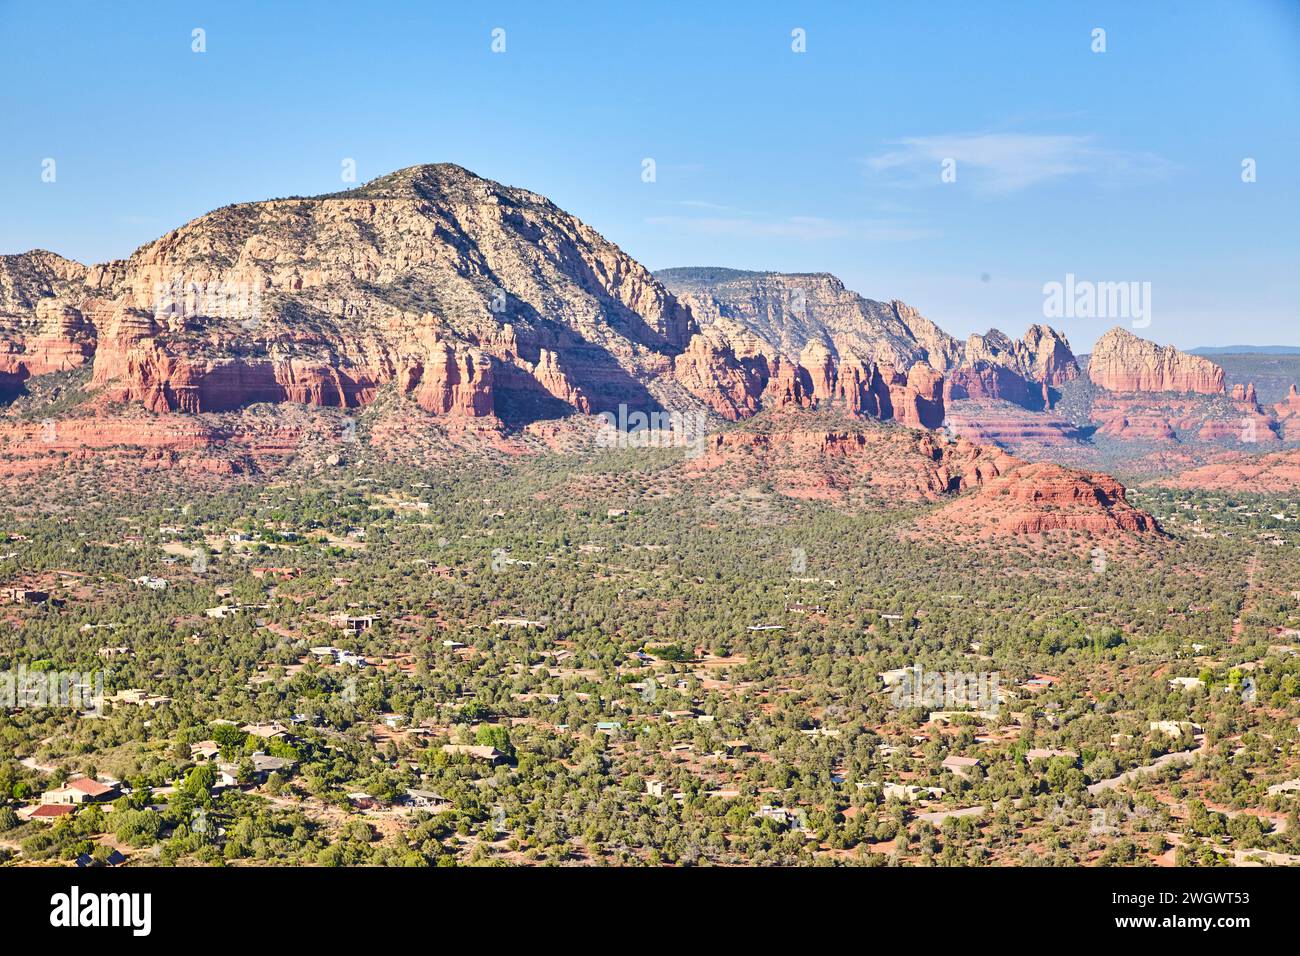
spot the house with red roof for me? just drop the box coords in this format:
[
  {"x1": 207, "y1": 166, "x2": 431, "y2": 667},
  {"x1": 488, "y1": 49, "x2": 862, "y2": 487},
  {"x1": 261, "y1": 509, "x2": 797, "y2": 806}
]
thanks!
[
  {"x1": 40, "y1": 777, "x2": 119, "y2": 805},
  {"x1": 21, "y1": 803, "x2": 78, "y2": 822}
]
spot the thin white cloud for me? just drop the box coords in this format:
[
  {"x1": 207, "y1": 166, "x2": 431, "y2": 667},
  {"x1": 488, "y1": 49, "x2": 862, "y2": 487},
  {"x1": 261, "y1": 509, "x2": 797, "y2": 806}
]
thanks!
[
  {"x1": 865, "y1": 132, "x2": 1173, "y2": 194},
  {"x1": 661, "y1": 199, "x2": 756, "y2": 215},
  {"x1": 645, "y1": 214, "x2": 938, "y2": 242}
]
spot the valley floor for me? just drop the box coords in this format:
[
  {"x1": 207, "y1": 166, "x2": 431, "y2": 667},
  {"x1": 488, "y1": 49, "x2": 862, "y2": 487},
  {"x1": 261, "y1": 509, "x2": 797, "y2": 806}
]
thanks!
[{"x1": 1, "y1": 445, "x2": 1298, "y2": 867}]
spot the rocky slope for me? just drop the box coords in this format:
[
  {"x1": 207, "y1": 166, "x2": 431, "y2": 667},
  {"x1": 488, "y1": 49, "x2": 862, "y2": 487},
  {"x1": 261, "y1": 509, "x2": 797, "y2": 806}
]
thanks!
[
  {"x1": 0, "y1": 166, "x2": 962, "y2": 437},
  {"x1": 657, "y1": 267, "x2": 1079, "y2": 410},
  {"x1": 675, "y1": 406, "x2": 1161, "y2": 536},
  {"x1": 1274, "y1": 385, "x2": 1300, "y2": 441},
  {"x1": 678, "y1": 408, "x2": 1018, "y2": 506},
  {"x1": 942, "y1": 400, "x2": 1088, "y2": 450},
  {"x1": 0, "y1": 164, "x2": 1288, "y2": 514},
  {"x1": 657, "y1": 267, "x2": 945, "y2": 369},
  {"x1": 1088, "y1": 327, "x2": 1225, "y2": 394},
  {"x1": 0, "y1": 253, "x2": 97, "y2": 398},
  {"x1": 1158, "y1": 448, "x2": 1300, "y2": 492},
  {"x1": 74, "y1": 163, "x2": 701, "y2": 422},
  {"x1": 0, "y1": 250, "x2": 89, "y2": 315},
  {"x1": 919, "y1": 461, "x2": 1162, "y2": 538}
]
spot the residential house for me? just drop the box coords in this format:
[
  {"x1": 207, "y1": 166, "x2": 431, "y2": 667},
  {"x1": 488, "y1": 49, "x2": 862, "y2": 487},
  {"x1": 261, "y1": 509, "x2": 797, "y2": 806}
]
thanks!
[
  {"x1": 41, "y1": 777, "x2": 119, "y2": 805},
  {"x1": 1024, "y1": 748, "x2": 1077, "y2": 762},
  {"x1": 110, "y1": 689, "x2": 172, "y2": 707},
  {"x1": 330, "y1": 612, "x2": 377, "y2": 634},
  {"x1": 248, "y1": 752, "x2": 296, "y2": 780},
  {"x1": 23, "y1": 804, "x2": 78, "y2": 822},
  {"x1": 1150, "y1": 720, "x2": 1203, "y2": 739},
  {"x1": 402, "y1": 789, "x2": 450, "y2": 810},
  {"x1": 941, "y1": 755, "x2": 981, "y2": 776},
  {"x1": 190, "y1": 741, "x2": 221, "y2": 762},
  {"x1": 240, "y1": 722, "x2": 292, "y2": 742},
  {"x1": 882, "y1": 783, "x2": 946, "y2": 802},
  {"x1": 2, "y1": 587, "x2": 49, "y2": 605},
  {"x1": 879, "y1": 667, "x2": 913, "y2": 688},
  {"x1": 755, "y1": 805, "x2": 806, "y2": 830},
  {"x1": 441, "y1": 744, "x2": 506, "y2": 765}
]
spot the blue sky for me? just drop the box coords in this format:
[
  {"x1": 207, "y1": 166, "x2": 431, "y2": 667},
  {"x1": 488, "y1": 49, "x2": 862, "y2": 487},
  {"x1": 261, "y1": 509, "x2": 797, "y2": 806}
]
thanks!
[{"x1": 1, "y1": 0, "x2": 1297, "y2": 350}]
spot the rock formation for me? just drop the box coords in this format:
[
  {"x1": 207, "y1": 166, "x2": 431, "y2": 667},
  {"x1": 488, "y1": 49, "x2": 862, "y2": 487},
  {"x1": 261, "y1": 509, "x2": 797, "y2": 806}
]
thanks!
[
  {"x1": 683, "y1": 410, "x2": 1019, "y2": 504},
  {"x1": 1161, "y1": 448, "x2": 1300, "y2": 493},
  {"x1": 0, "y1": 164, "x2": 1283, "y2": 502},
  {"x1": 1273, "y1": 384, "x2": 1300, "y2": 441},
  {"x1": 1, "y1": 166, "x2": 959, "y2": 436},
  {"x1": 1087, "y1": 328, "x2": 1225, "y2": 394},
  {"x1": 657, "y1": 267, "x2": 1078, "y2": 410},
  {"x1": 920, "y1": 461, "x2": 1162, "y2": 538}
]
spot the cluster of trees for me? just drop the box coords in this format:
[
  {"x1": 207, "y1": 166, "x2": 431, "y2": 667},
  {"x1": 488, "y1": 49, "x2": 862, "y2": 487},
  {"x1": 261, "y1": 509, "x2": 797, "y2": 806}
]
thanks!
[{"x1": 0, "y1": 447, "x2": 1297, "y2": 866}]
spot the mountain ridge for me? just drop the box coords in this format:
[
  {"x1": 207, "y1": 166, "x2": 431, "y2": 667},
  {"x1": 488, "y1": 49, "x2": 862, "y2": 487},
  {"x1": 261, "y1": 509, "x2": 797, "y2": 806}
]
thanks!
[{"x1": 1, "y1": 161, "x2": 1290, "y2": 505}]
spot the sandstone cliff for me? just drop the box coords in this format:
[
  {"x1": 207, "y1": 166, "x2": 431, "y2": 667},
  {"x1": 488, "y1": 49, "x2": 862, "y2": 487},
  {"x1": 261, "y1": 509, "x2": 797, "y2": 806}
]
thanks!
[
  {"x1": 1274, "y1": 384, "x2": 1300, "y2": 441},
  {"x1": 1087, "y1": 327, "x2": 1225, "y2": 394},
  {"x1": 657, "y1": 267, "x2": 1078, "y2": 409},
  {"x1": 920, "y1": 461, "x2": 1162, "y2": 538},
  {"x1": 680, "y1": 409, "x2": 1019, "y2": 505},
  {"x1": 1, "y1": 166, "x2": 957, "y2": 435}
]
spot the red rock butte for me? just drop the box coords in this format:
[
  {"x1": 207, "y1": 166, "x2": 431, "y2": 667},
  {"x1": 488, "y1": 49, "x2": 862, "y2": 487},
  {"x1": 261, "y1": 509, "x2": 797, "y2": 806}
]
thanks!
[
  {"x1": 1087, "y1": 327, "x2": 1225, "y2": 394},
  {"x1": 920, "y1": 461, "x2": 1163, "y2": 539}
]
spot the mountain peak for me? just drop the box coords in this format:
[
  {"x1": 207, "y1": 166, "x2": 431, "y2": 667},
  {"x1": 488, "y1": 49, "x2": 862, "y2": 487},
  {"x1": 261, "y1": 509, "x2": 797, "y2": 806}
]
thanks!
[{"x1": 324, "y1": 162, "x2": 538, "y2": 205}]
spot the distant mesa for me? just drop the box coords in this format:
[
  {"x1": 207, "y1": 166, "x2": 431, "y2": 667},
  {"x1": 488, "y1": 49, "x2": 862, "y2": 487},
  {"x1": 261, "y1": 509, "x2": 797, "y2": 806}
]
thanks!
[{"x1": 1190, "y1": 345, "x2": 1300, "y2": 356}]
